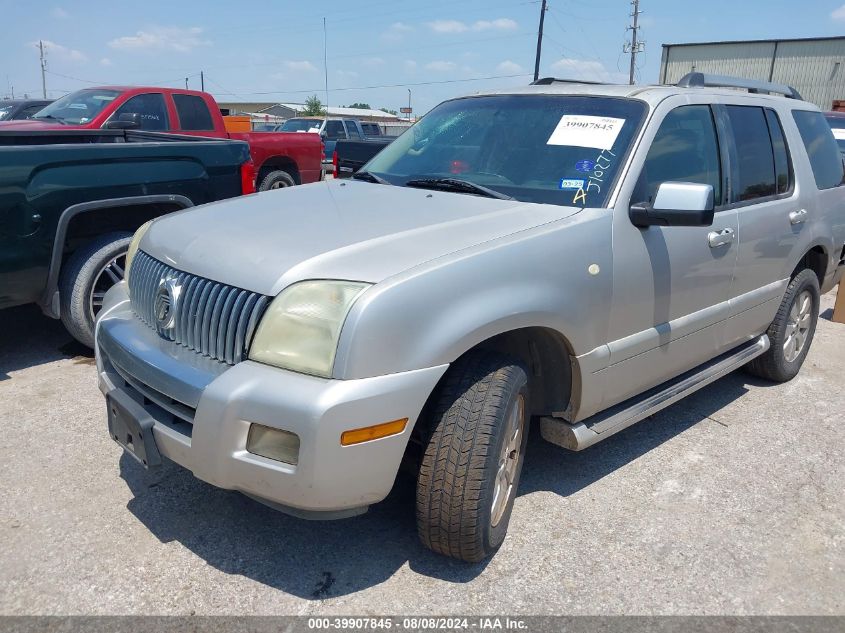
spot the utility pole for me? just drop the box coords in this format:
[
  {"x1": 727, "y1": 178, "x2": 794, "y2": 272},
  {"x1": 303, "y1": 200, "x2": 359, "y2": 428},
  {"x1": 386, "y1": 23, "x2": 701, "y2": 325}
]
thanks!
[
  {"x1": 39, "y1": 40, "x2": 47, "y2": 98},
  {"x1": 533, "y1": 0, "x2": 548, "y2": 82},
  {"x1": 200, "y1": 71, "x2": 204, "y2": 92},
  {"x1": 408, "y1": 89, "x2": 411, "y2": 122},
  {"x1": 323, "y1": 17, "x2": 329, "y2": 115},
  {"x1": 185, "y1": 77, "x2": 189, "y2": 89},
  {"x1": 624, "y1": 0, "x2": 645, "y2": 85}
]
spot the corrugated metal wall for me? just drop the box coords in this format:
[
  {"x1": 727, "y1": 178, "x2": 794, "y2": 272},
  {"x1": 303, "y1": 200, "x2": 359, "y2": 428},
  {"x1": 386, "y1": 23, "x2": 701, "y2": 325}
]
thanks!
[{"x1": 660, "y1": 39, "x2": 845, "y2": 109}]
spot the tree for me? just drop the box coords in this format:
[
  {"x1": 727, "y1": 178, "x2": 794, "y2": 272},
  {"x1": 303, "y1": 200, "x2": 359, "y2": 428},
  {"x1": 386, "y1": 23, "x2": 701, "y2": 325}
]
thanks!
[
  {"x1": 380, "y1": 108, "x2": 398, "y2": 115},
  {"x1": 301, "y1": 95, "x2": 326, "y2": 116},
  {"x1": 346, "y1": 102, "x2": 371, "y2": 109}
]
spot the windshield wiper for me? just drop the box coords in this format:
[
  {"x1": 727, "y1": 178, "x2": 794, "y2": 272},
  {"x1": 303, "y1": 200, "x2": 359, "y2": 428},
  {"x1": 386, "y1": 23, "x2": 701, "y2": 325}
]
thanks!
[
  {"x1": 404, "y1": 177, "x2": 514, "y2": 200},
  {"x1": 352, "y1": 171, "x2": 391, "y2": 185},
  {"x1": 32, "y1": 114, "x2": 67, "y2": 125}
]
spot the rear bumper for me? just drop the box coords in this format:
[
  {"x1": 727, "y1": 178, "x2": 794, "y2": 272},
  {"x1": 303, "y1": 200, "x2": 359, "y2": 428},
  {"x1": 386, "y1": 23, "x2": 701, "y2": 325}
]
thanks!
[{"x1": 95, "y1": 282, "x2": 448, "y2": 517}]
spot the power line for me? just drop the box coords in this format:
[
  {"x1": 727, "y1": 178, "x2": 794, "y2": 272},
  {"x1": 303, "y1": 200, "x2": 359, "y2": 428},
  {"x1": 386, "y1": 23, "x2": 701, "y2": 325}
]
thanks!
[{"x1": 211, "y1": 73, "x2": 532, "y2": 98}]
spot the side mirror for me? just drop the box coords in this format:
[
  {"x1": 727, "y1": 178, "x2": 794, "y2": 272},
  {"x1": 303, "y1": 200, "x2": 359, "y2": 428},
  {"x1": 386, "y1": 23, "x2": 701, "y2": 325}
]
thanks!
[
  {"x1": 630, "y1": 182, "x2": 715, "y2": 227},
  {"x1": 104, "y1": 112, "x2": 141, "y2": 130}
]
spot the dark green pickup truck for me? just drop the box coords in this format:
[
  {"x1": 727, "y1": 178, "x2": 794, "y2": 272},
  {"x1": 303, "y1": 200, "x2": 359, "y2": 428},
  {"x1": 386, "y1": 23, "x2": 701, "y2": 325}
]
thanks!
[{"x1": 0, "y1": 129, "x2": 254, "y2": 346}]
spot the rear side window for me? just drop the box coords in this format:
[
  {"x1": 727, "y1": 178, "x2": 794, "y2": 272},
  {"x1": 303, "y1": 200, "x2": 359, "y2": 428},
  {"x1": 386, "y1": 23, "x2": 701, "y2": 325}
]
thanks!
[
  {"x1": 173, "y1": 94, "x2": 214, "y2": 130},
  {"x1": 632, "y1": 104, "x2": 722, "y2": 207},
  {"x1": 344, "y1": 121, "x2": 362, "y2": 139},
  {"x1": 792, "y1": 110, "x2": 845, "y2": 190},
  {"x1": 324, "y1": 120, "x2": 346, "y2": 140},
  {"x1": 765, "y1": 109, "x2": 792, "y2": 195},
  {"x1": 113, "y1": 93, "x2": 168, "y2": 130},
  {"x1": 725, "y1": 106, "x2": 776, "y2": 202}
]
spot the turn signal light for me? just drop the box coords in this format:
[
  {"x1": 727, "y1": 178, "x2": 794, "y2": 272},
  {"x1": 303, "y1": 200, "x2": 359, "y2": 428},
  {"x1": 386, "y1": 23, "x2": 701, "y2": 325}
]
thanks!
[{"x1": 341, "y1": 418, "x2": 408, "y2": 446}]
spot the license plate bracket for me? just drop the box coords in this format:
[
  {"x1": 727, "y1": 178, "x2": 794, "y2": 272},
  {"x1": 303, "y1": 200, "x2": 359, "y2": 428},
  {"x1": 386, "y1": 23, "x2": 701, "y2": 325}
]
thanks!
[{"x1": 107, "y1": 390, "x2": 162, "y2": 470}]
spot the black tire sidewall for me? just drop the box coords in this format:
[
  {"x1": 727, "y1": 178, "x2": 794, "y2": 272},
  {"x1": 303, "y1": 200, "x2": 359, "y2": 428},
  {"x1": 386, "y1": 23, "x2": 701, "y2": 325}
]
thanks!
[
  {"x1": 481, "y1": 371, "x2": 530, "y2": 553},
  {"x1": 258, "y1": 170, "x2": 295, "y2": 191},
  {"x1": 770, "y1": 270, "x2": 820, "y2": 379},
  {"x1": 59, "y1": 232, "x2": 132, "y2": 347}
]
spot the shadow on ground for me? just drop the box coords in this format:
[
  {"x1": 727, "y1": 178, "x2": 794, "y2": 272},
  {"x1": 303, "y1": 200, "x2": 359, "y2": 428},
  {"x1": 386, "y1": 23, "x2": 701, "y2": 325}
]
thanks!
[
  {"x1": 0, "y1": 305, "x2": 93, "y2": 380},
  {"x1": 120, "y1": 369, "x2": 760, "y2": 599}
]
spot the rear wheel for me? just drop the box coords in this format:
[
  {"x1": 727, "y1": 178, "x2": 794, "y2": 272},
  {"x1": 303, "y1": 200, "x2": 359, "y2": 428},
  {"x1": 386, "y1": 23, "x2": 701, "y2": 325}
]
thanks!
[
  {"x1": 59, "y1": 232, "x2": 131, "y2": 348},
  {"x1": 258, "y1": 170, "x2": 296, "y2": 191},
  {"x1": 416, "y1": 351, "x2": 530, "y2": 562},
  {"x1": 746, "y1": 268, "x2": 820, "y2": 382}
]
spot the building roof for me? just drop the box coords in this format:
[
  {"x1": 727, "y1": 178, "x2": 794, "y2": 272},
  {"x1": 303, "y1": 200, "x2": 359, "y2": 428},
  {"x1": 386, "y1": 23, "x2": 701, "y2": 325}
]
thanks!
[
  {"x1": 274, "y1": 103, "x2": 400, "y2": 119},
  {"x1": 662, "y1": 35, "x2": 845, "y2": 48}
]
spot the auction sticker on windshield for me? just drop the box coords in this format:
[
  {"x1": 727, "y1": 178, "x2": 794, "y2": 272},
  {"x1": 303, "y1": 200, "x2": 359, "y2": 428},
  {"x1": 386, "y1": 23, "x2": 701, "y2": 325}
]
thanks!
[{"x1": 547, "y1": 115, "x2": 625, "y2": 150}]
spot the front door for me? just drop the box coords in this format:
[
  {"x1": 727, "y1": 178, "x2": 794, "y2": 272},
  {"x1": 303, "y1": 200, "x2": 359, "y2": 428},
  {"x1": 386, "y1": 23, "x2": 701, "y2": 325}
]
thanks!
[{"x1": 603, "y1": 102, "x2": 738, "y2": 408}]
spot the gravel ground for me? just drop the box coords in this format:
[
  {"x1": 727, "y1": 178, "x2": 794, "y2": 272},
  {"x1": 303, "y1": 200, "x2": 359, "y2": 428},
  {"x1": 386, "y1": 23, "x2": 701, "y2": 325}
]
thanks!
[{"x1": 0, "y1": 291, "x2": 842, "y2": 615}]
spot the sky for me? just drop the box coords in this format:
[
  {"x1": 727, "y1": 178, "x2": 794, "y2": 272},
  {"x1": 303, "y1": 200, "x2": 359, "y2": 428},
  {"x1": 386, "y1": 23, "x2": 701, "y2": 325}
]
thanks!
[{"x1": 1, "y1": 0, "x2": 844, "y2": 115}]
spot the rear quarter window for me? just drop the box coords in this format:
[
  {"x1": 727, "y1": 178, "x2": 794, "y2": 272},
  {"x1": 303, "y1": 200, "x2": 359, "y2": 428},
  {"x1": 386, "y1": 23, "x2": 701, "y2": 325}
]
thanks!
[
  {"x1": 791, "y1": 110, "x2": 844, "y2": 190},
  {"x1": 173, "y1": 94, "x2": 215, "y2": 131}
]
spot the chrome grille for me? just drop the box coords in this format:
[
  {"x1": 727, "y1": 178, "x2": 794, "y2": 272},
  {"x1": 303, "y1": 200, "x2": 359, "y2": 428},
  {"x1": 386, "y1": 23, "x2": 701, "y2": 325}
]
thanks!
[{"x1": 129, "y1": 250, "x2": 269, "y2": 365}]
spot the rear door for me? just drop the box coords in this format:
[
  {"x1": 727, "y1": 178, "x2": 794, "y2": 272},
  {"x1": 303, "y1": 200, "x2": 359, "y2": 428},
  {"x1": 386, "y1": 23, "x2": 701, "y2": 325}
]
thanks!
[{"x1": 719, "y1": 104, "x2": 806, "y2": 346}]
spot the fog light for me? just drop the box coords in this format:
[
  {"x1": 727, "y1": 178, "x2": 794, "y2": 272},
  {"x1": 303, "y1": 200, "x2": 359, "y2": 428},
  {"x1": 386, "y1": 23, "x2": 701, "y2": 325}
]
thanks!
[
  {"x1": 247, "y1": 424, "x2": 300, "y2": 465},
  {"x1": 341, "y1": 418, "x2": 408, "y2": 446}
]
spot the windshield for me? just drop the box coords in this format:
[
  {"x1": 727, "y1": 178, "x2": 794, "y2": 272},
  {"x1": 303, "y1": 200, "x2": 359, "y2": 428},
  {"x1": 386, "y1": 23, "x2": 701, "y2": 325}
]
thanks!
[
  {"x1": 281, "y1": 118, "x2": 322, "y2": 132},
  {"x1": 364, "y1": 94, "x2": 647, "y2": 207},
  {"x1": 0, "y1": 105, "x2": 13, "y2": 120},
  {"x1": 32, "y1": 89, "x2": 121, "y2": 124},
  {"x1": 827, "y1": 116, "x2": 845, "y2": 153}
]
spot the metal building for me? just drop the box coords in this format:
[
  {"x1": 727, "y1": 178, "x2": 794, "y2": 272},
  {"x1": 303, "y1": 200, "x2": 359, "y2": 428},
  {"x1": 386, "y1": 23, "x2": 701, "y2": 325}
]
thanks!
[{"x1": 660, "y1": 36, "x2": 845, "y2": 110}]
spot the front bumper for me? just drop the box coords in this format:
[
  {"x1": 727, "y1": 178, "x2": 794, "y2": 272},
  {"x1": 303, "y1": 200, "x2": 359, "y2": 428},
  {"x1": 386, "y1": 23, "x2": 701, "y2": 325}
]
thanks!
[{"x1": 95, "y1": 282, "x2": 448, "y2": 517}]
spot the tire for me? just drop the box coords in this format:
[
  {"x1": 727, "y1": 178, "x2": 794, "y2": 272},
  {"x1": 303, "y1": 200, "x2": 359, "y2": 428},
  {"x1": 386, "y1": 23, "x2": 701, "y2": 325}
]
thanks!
[
  {"x1": 258, "y1": 170, "x2": 296, "y2": 191},
  {"x1": 59, "y1": 232, "x2": 132, "y2": 348},
  {"x1": 746, "y1": 268, "x2": 820, "y2": 383},
  {"x1": 416, "y1": 351, "x2": 530, "y2": 562}
]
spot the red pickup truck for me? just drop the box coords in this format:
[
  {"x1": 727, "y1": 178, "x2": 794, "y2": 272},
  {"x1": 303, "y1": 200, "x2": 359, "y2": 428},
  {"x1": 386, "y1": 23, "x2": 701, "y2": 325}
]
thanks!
[{"x1": 0, "y1": 87, "x2": 323, "y2": 190}]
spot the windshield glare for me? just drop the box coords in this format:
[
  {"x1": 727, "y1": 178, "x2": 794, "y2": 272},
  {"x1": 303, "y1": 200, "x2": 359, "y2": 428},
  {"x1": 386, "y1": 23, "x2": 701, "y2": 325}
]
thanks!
[
  {"x1": 364, "y1": 95, "x2": 647, "y2": 207},
  {"x1": 281, "y1": 118, "x2": 322, "y2": 132},
  {"x1": 32, "y1": 89, "x2": 120, "y2": 124},
  {"x1": 0, "y1": 105, "x2": 12, "y2": 120}
]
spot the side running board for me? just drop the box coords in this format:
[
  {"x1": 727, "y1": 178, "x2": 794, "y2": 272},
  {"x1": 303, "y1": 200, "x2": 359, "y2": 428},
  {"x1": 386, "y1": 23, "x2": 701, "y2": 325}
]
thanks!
[{"x1": 540, "y1": 335, "x2": 770, "y2": 451}]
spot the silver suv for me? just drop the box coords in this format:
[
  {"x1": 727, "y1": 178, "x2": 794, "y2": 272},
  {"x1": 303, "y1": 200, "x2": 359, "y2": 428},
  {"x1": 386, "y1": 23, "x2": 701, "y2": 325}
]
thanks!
[{"x1": 96, "y1": 74, "x2": 845, "y2": 562}]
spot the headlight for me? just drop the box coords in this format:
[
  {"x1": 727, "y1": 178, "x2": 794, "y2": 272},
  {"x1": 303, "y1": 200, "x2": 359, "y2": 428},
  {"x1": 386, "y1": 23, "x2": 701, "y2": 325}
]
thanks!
[
  {"x1": 248, "y1": 280, "x2": 370, "y2": 378},
  {"x1": 124, "y1": 220, "x2": 153, "y2": 284}
]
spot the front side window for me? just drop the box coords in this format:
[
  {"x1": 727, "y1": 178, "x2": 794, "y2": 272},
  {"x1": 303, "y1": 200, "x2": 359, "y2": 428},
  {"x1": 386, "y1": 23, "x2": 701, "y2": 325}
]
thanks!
[
  {"x1": 632, "y1": 105, "x2": 722, "y2": 207},
  {"x1": 364, "y1": 94, "x2": 647, "y2": 207},
  {"x1": 112, "y1": 93, "x2": 168, "y2": 130},
  {"x1": 31, "y1": 89, "x2": 120, "y2": 125},
  {"x1": 793, "y1": 110, "x2": 845, "y2": 190},
  {"x1": 173, "y1": 94, "x2": 213, "y2": 130}
]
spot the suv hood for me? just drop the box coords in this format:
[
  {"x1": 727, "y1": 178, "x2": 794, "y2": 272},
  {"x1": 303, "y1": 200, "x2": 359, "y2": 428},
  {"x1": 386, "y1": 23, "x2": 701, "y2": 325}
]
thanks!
[{"x1": 140, "y1": 179, "x2": 579, "y2": 296}]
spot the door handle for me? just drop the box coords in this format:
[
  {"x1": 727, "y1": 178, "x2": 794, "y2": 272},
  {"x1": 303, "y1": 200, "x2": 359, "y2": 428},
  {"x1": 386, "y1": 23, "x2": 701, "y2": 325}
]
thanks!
[
  {"x1": 789, "y1": 209, "x2": 808, "y2": 225},
  {"x1": 707, "y1": 227, "x2": 735, "y2": 248}
]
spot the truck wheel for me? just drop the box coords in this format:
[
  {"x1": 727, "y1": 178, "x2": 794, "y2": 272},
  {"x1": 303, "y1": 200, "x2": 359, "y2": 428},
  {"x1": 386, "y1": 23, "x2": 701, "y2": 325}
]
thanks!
[
  {"x1": 746, "y1": 268, "x2": 820, "y2": 383},
  {"x1": 59, "y1": 232, "x2": 132, "y2": 348},
  {"x1": 258, "y1": 170, "x2": 296, "y2": 191},
  {"x1": 417, "y1": 351, "x2": 530, "y2": 562}
]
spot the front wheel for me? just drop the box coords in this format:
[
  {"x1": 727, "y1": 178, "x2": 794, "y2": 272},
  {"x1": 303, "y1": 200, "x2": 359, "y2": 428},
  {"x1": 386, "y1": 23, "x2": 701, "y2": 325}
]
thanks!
[
  {"x1": 746, "y1": 268, "x2": 820, "y2": 382},
  {"x1": 416, "y1": 351, "x2": 530, "y2": 562}
]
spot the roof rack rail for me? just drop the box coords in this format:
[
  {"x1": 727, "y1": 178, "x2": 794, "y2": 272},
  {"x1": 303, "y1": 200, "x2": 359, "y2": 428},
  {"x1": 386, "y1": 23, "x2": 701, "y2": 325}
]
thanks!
[
  {"x1": 531, "y1": 77, "x2": 609, "y2": 86},
  {"x1": 676, "y1": 72, "x2": 802, "y2": 100}
]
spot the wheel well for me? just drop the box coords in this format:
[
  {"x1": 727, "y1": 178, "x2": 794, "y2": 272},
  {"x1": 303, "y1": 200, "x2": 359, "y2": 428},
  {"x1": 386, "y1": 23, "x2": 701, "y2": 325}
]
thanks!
[
  {"x1": 63, "y1": 203, "x2": 183, "y2": 261},
  {"x1": 793, "y1": 246, "x2": 827, "y2": 287},
  {"x1": 257, "y1": 157, "x2": 301, "y2": 186},
  {"x1": 471, "y1": 327, "x2": 573, "y2": 418}
]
